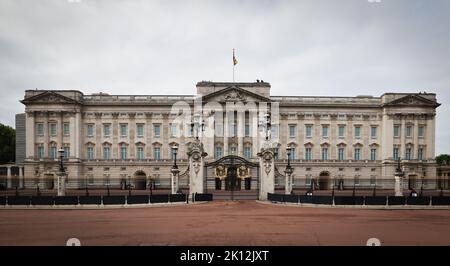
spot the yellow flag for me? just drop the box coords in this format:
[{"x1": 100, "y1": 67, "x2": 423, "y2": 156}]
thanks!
[{"x1": 233, "y1": 49, "x2": 238, "y2": 65}]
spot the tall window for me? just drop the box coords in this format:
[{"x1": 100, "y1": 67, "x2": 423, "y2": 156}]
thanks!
[
  {"x1": 393, "y1": 147, "x2": 399, "y2": 160},
  {"x1": 322, "y1": 148, "x2": 328, "y2": 160},
  {"x1": 322, "y1": 125, "x2": 329, "y2": 138},
  {"x1": 354, "y1": 148, "x2": 361, "y2": 161},
  {"x1": 63, "y1": 123, "x2": 70, "y2": 136},
  {"x1": 154, "y1": 124, "x2": 161, "y2": 137},
  {"x1": 290, "y1": 148, "x2": 296, "y2": 160},
  {"x1": 170, "y1": 124, "x2": 177, "y2": 137},
  {"x1": 120, "y1": 124, "x2": 128, "y2": 137},
  {"x1": 36, "y1": 123, "x2": 44, "y2": 136},
  {"x1": 50, "y1": 123, "x2": 57, "y2": 136},
  {"x1": 306, "y1": 125, "x2": 312, "y2": 138},
  {"x1": 64, "y1": 146, "x2": 70, "y2": 158},
  {"x1": 418, "y1": 126, "x2": 425, "y2": 138},
  {"x1": 37, "y1": 146, "x2": 44, "y2": 158},
  {"x1": 305, "y1": 148, "x2": 312, "y2": 161},
  {"x1": 338, "y1": 125, "x2": 345, "y2": 138},
  {"x1": 338, "y1": 148, "x2": 345, "y2": 161},
  {"x1": 137, "y1": 124, "x2": 144, "y2": 138},
  {"x1": 405, "y1": 148, "x2": 412, "y2": 160},
  {"x1": 87, "y1": 147, "x2": 94, "y2": 160},
  {"x1": 50, "y1": 146, "x2": 57, "y2": 159},
  {"x1": 137, "y1": 147, "x2": 144, "y2": 160},
  {"x1": 371, "y1": 149, "x2": 377, "y2": 161},
  {"x1": 215, "y1": 146, "x2": 223, "y2": 159},
  {"x1": 153, "y1": 147, "x2": 161, "y2": 160},
  {"x1": 418, "y1": 147, "x2": 424, "y2": 160},
  {"x1": 245, "y1": 124, "x2": 251, "y2": 137},
  {"x1": 120, "y1": 145, "x2": 127, "y2": 160},
  {"x1": 103, "y1": 146, "x2": 111, "y2": 160},
  {"x1": 170, "y1": 147, "x2": 177, "y2": 160},
  {"x1": 244, "y1": 147, "x2": 252, "y2": 158},
  {"x1": 87, "y1": 124, "x2": 94, "y2": 137},
  {"x1": 289, "y1": 125, "x2": 296, "y2": 138},
  {"x1": 103, "y1": 124, "x2": 110, "y2": 137},
  {"x1": 406, "y1": 126, "x2": 413, "y2": 138},
  {"x1": 305, "y1": 175, "x2": 312, "y2": 186},
  {"x1": 354, "y1": 126, "x2": 361, "y2": 138},
  {"x1": 394, "y1": 125, "x2": 400, "y2": 137},
  {"x1": 371, "y1": 126, "x2": 377, "y2": 138}
]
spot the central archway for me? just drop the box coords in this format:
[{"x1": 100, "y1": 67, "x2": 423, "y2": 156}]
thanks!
[
  {"x1": 134, "y1": 170, "x2": 147, "y2": 190},
  {"x1": 318, "y1": 171, "x2": 330, "y2": 190}
]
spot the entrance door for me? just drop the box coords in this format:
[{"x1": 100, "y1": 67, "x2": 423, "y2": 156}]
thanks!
[
  {"x1": 245, "y1": 177, "x2": 251, "y2": 190},
  {"x1": 318, "y1": 172, "x2": 330, "y2": 190},
  {"x1": 408, "y1": 175, "x2": 417, "y2": 190},
  {"x1": 215, "y1": 178, "x2": 222, "y2": 190},
  {"x1": 134, "y1": 171, "x2": 147, "y2": 190},
  {"x1": 225, "y1": 166, "x2": 240, "y2": 191}
]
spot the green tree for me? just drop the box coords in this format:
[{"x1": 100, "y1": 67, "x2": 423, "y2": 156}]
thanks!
[
  {"x1": 435, "y1": 154, "x2": 450, "y2": 166},
  {"x1": 0, "y1": 123, "x2": 15, "y2": 163}
]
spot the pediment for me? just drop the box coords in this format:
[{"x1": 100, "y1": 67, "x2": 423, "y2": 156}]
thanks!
[
  {"x1": 201, "y1": 86, "x2": 271, "y2": 103},
  {"x1": 384, "y1": 95, "x2": 440, "y2": 108},
  {"x1": 21, "y1": 91, "x2": 81, "y2": 105}
]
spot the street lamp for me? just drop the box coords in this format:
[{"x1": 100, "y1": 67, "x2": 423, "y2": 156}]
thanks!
[
  {"x1": 57, "y1": 147, "x2": 66, "y2": 196},
  {"x1": 171, "y1": 144, "x2": 180, "y2": 195},
  {"x1": 285, "y1": 146, "x2": 294, "y2": 195}
]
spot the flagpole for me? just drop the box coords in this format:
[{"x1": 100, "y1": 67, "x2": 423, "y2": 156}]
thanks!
[{"x1": 233, "y1": 48, "x2": 235, "y2": 82}]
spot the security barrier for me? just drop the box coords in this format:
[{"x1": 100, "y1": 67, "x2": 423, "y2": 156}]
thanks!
[
  {"x1": 194, "y1": 193, "x2": 213, "y2": 202},
  {"x1": 31, "y1": 196, "x2": 54, "y2": 205},
  {"x1": 150, "y1": 194, "x2": 169, "y2": 203},
  {"x1": 79, "y1": 196, "x2": 102, "y2": 205},
  {"x1": 334, "y1": 196, "x2": 364, "y2": 205},
  {"x1": 169, "y1": 194, "x2": 186, "y2": 203},
  {"x1": 54, "y1": 196, "x2": 79, "y2": 205},
  {"x1": 102, "y1": 196, "x2": 126, "y2": 205},
  {"x1": 364, "y1": 196, "x2": 387, "y2": 206},
  {"x1": 127, "y1": 195, "x2": 150, "y2": 204}
]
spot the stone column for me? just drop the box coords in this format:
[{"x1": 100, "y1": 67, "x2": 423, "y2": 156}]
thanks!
[
  {"x1": 258, "y1": 141, "x2": 276, "y2": 200},
  {"x1": 171, "y1": 168, "x2": 180, "y2": 194},
  {"x1": 187, "y1": 139, "x2": 207, "y2": 197},
  {"x1": 57, "y1": 172, "x2": 66, "y2": 196},
  {"x1": 224, "y1": 110, "x2": 229, "y2": 155},
  {"x1": 285, "y1": 167, "x2": 293, "y2": 195},
  {"x1": 6, "y1": 166, "x2": 11, "y2": 189},
  {"x1": 19, "y1": 167, "x2": 24, "y2": 188},
  {"x1": 43, "y1": 111, "x2": 49, "y2": 158},
  {"x1": 25, "y1": 111, "x2": 35, "y2": 159},
  {"x1": 394, "y1": 175, "x2": 403, "y2": 196},
  {"x1": 238, "y1": 111, "x2": 244, "y2": 156},
  {"x1": 58, "y1": 112, "x2": 63, "y2": 150}
]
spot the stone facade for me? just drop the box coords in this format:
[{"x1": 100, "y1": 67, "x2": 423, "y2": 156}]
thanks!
[{"x1": 17, "y1": 81, "x2": 441, "y2": 191}]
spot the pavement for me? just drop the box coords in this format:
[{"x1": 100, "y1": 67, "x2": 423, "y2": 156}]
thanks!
[{"x1": 1, "y1": 200, "x2": 450, "y2": 246}]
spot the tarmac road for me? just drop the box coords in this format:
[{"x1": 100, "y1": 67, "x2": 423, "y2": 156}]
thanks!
[{"x1": 1, "y1": 201, "x2": 450, "y2": 246}]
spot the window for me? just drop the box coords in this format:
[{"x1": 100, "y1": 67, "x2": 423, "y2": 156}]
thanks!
[
  {"x1": 290, "y1": 148, "x2": 296, "y2": 160},
  {"x1": 322, "y1": 148, "x2": 328, "y2": 161},
  {"x1": 322, "y1": 125, "x2": 328, "y2": 138},
  {"x1": 306, "y1": 125, "x2": 312, "y2": 138},
  {"x1": 103, "y1": 124, "x2": 110, "y2": 137},
  {"x1": 87, "y1": 124, "x2": 94, "y2": 137},
  {"x1": 305, "y1": 148, "x2": 312, "y2": 161},
  {"x1": 170, "y1": 147, "x2": 177, "y2": 160},
  {"x1": 405, "y1": 148, "x2": 412, "y2": 160},
  {"x1": 215, "y1": 146, "x2": 223, "y2": 159},
  {"x1": 103, "y1": 146, "x2": 110, "y2": 160},
  {"x1": 244, "y1": 147, "x2": 252, "y2": 158},
  {"x1": 306, "y1": 175, "x2": 312, "y2": 186},
  {"x1": 274, "y1": 148, "x2": 280, "y2": 160},
  {"x1": 50, "y1": 123, "x2": 57, "y2": 136},
  {"x1": 87, "y1": 147, "x2": 94, "y2": 160},
  {"x1": 120, "y1": 124, "x2": 128, "y2": 137},
  {"x1": 370, "y1": 176, "x2": 376, "y2": 186},
  {"x1": 170, "y1": 124, "x2": 177, "y2": 137},
  {"x1": 394, "y1": 125, "x2": 400, "y2": 137},
  {"x1": 371, "y1": 126, "x2": 377, "y2": 138},
  {"x1": 354, "y1": 126, "x2": 361, "y2": 138},
  {"x1": 64, "y1": 147, "x2": 70, "y2": 158},
  {"x1": 153, "y1": 147, "x2": 161, "y2": 160},
  {"x1": 154, "y1": 124, "x2": 161, "y2": 137},
  {"x1": 36, "y1": 123, "x2": 44, "y2": 136},
  {"x1": 120, "y1": 145, "x2": 127, "y2": 160},
  {"x1": 245, "y1": 124, "x2": 250, "y2": 137},
  {"x1": 338, "y1": 148, "x2": 345, "y2": 161},
  {"x1": 418, "y1": 126, "x2": 425, "y2": 138},
  {"x1": 418, "y1": 147, "x2": 424, "y2": 160},
  {"x1": 137, "y1": 147, "x2": 144, "y2": 160},
  {"x1": 354, "y1": 148, "x2": 361, "y2": 161},
  {"x1": 289, "y1": 125, "x2": 296, "y2": 138},
  {"x1": 50, "y1": 146, "x2": 57, "y2": 159},
  {"x1": 393, "y1": 147, "x2": 399, "y2": 160},
  {"x1": 63, "y1": 123, "x2": 70, "y2": 136},
  {"x1": 406, "y1": 126, "x2": 413, "y2": 138},
  {"x1": 37, "y1": 146, "x2": 44, "y2": 158},
  {"x1": 137, "y1": 124, "x2": 144, "y2": 137},
  {"x1": 338, "y1": 126, "x2": 345, "y2": 137},
  {"x1": 371, "y1": 149, "x2": 377, "y2": 161}
]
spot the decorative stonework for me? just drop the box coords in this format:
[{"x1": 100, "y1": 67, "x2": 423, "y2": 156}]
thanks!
[{"x1": 223, "y1": 90, "x2": 246, "y2": 102}]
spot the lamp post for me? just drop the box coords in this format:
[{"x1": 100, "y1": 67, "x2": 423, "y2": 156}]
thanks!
[
  {"x1": 57, "y1": 147, "x2": 66, "y2": 196},
  {"x1": 171, "y1": 144, "x2": 180, "y2": 195},
  {"x1": 285, "y1": 146, "x2": 293, "y2": 195},
  {"x1": 394, "y1": 157, "x2": 405, "y2": 196}
]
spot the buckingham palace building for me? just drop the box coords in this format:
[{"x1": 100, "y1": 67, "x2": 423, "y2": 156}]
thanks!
[{"x1": 14, "y1": 80, "x2": 442, "y2": 194}]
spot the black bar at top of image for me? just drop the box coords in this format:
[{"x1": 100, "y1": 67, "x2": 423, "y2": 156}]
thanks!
[{"x1": 0, "y1": 246, "x2": 449, "y2": 265}]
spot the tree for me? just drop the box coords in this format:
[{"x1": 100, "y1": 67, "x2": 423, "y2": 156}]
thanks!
[
  {"x1": 435, "y1": 154, "x2": 450, "y2": 166},
  {"x1": 0, "y1": 123, "x2": 15, "y2": 163}
]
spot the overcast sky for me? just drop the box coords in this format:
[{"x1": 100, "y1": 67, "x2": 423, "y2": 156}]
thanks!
[{"x1": 0, "y1": 0, "x2": 449, "y2": 154}]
